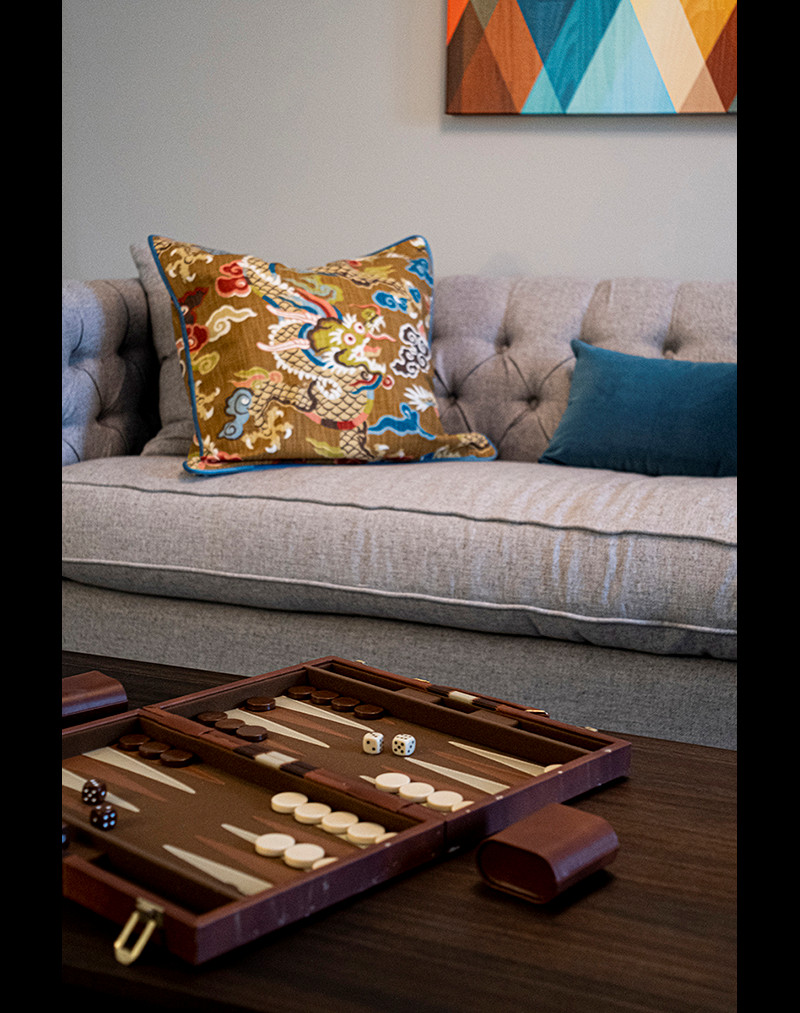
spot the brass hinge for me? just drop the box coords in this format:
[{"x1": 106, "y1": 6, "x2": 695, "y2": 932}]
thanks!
[{"x1": 113, "y1": 898, "x2": 164, "y2": 965}]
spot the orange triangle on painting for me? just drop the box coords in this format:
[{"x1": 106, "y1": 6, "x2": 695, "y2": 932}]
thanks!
[
  {"x1": 447, "y1": 0, "x2": 472, "y2": 44},
  {"x1": 447, "y1": 2, "x2": 490, "y2": 112},
  {"x1": 455, "y1": 32, "x2": 517, "y2": 114},
  {"x1": 705, "y1": 6, "x2": 737, "y2": 112},
  {"x1": 483, "y1": 0, "x2": 542, "y2": 111}
]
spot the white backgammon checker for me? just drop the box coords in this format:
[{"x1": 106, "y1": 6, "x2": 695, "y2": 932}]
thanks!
[
  {"x1": 397, "y1": 781, "x2": 434, "y2": 803},
  {"x1": 293, "y1": 802, "x2": 333, "y2": 825},
  {"x1": 374, "y1": 772, "x2": 411, "y2": 793},
  {"x1": 321, "y1": 811, "x2": 359, "y2": 834},
  {"x1": 345, "y1": 821, "x2": 387, "y2": 846},
  {"x1": 270, "y1": 791, "x2": 309, "y2": 814},
  {"x1": 254, "y1": 832, "x2": 296, "y2": 857},
  {"x1": 427, "y1": 790, "x2": 466, "y2": 811},
  {"x1": 283, "y1": 843, "x2": 327, "y2": 869}
]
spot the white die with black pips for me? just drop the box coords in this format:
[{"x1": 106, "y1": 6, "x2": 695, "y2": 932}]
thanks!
[
  {"x1": 362, "y1": 730, "x2": 384, "y2": 754},
  {"x1": 391, "y1": 733, "x2": 416, "y2": 756}
]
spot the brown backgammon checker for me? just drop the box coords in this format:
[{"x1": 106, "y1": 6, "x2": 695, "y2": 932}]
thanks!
[
  {"x1": 476, "y1": 802, "x2": 620, "y2": 903},
  {"x1": 62, "y1": 656, "x2": 630, "y2": 965}
]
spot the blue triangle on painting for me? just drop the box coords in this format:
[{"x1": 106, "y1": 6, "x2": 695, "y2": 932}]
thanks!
[
  {"x1": 521, "y1": 66, "x2": 564, "y2": 114},
  {"x1": 566, "y1": 0, "x2": 675, "y2": 113},
  {"x1": 541, "y1": 0, "x2": 624, "y2": 110},
  {"x1": 514, "y1": 0, "x2": 577, "y2": 63}
]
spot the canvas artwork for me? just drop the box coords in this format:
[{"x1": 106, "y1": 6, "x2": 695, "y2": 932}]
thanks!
[{"x1": 446, "y1": 0, "x2": 737, "y2": 115}]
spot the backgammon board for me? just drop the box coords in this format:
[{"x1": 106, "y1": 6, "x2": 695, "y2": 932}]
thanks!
[{"x1": 62, "y1": 657, "x2": 631, "y2": 964}]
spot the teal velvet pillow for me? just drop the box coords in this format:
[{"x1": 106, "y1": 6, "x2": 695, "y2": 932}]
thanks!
[{"x1": 539, "y1": 340, "x2": 737, "y2": 477}]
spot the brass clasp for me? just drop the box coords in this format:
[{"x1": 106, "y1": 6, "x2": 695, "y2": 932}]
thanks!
[{"x1": 113, "y1": 899, "x2": 164, "y2": 965}]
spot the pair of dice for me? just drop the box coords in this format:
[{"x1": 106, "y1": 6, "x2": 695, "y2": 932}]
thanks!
[
  {"x1": 82, "y1": 777, "x2": 117, "y2": 831},
  {"x1": 362, "y1": 731, "x2": 415, "y2": 756}
]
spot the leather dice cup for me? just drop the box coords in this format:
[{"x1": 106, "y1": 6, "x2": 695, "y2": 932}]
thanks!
[
  {"x1": 61, "y1": 670, "x2": 128, "y2": 726},
  {"x1": 476, "y1": 803, "x2": 619, "y2": 904}
]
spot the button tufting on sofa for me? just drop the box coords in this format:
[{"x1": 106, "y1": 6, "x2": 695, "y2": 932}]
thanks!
[{"x1": 61, "y1": 279, "x2": 158, "y2": 465}]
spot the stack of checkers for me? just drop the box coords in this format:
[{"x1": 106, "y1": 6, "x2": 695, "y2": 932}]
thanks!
[
  {"x1": 283, "y1": 685, "x2": 385, "y2": 720},
  {"x1": 373, "y1": 773, "x2": 471, "y2": 812},
  {"x1": 259, "y1": 790, "x2": 396, "y2": 869},
  {"x1": 117, "y1": 733, "x2": 195, "y2": 766},
  {"x1": 196, "y1": 709, "x2": 270, "y2": 742}
]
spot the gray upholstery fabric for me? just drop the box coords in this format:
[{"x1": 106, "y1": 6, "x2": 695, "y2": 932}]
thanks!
[
  {"x1": 62, "y1": 581, "x2": 737, "y2": 748},
  {"x1": 62, "y1": 264, "x2": 737, "y2": 747},
  {"x1": 431, "y1": 276, "x2": 737, "y2": 461},
  {"x1": 62, "y1": 454, "x2": 736, "y2": 659},
  {"x1": 61, "y1": 279, "x2": 157, "y2": 465}
]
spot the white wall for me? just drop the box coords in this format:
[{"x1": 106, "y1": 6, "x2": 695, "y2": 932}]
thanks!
[{"x1": 62, "y1": 0, "x2": 737, "y2": 282}]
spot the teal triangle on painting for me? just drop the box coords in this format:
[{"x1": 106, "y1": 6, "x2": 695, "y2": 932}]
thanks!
[
  {"x1": 515, "y1": 0, "x2": 576, "y2": 63},
  {"x1": 543, "y1": 0, "x2": 624, "y2": 110},
  {"x1": 566, "y1": 0, "x2": 674, "y2": 113},
  {"x1": 521, "y1": 65, "x2": 564, "y2": 113}
]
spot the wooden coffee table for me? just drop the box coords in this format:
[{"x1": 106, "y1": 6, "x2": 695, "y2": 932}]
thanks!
[{"x1": 62, "y1": 652, "x2": 736, "y2": 1013}]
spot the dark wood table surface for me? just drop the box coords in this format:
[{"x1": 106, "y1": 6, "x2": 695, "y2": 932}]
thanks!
[{"x1": 62, "y1": 652, "x2": 737, "y2": 1013}]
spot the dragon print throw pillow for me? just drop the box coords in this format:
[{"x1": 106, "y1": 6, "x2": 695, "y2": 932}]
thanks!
[{"x1": 148, "y1": 235, "x2": 496, "y2": 474}]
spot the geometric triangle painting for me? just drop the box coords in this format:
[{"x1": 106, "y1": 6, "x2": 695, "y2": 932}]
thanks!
[{"x1": 446, "y1": 0, "x2": 737, "y2": 114}]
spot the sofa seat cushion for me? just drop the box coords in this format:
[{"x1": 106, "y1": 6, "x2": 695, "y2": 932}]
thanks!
[{"x1": 62, "y1": 456, "x2": 736, "y2": 660}]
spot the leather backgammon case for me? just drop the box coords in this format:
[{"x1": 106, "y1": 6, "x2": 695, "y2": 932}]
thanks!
[{"x1": 62, "y1": 656, "x2": 631, "y2": 964}]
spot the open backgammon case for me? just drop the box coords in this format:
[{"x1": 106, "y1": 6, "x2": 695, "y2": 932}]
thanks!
[{"x1": 62, "y1": 657, "x2": 631, "y2": 964}]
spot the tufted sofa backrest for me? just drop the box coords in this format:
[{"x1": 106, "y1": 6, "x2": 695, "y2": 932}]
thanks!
[
  {"x1": 62, "y1": 279, "x2": 158, "y2": 465},
  {"x1": 431, "y1": 277, "x2": 737, "y2": 461},
  {"x1": 62, "y1": 274, "x2": 737, "y2": 465}
]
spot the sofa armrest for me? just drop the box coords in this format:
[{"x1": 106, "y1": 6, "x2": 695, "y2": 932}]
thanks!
[{"x1": 62, "y1": 278, "x2": 159, "y2": 465}]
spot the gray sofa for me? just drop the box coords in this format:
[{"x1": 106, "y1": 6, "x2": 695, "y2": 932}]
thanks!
[{"x1": 62, "y1": 252, "x2": 736, "y2": 749}]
